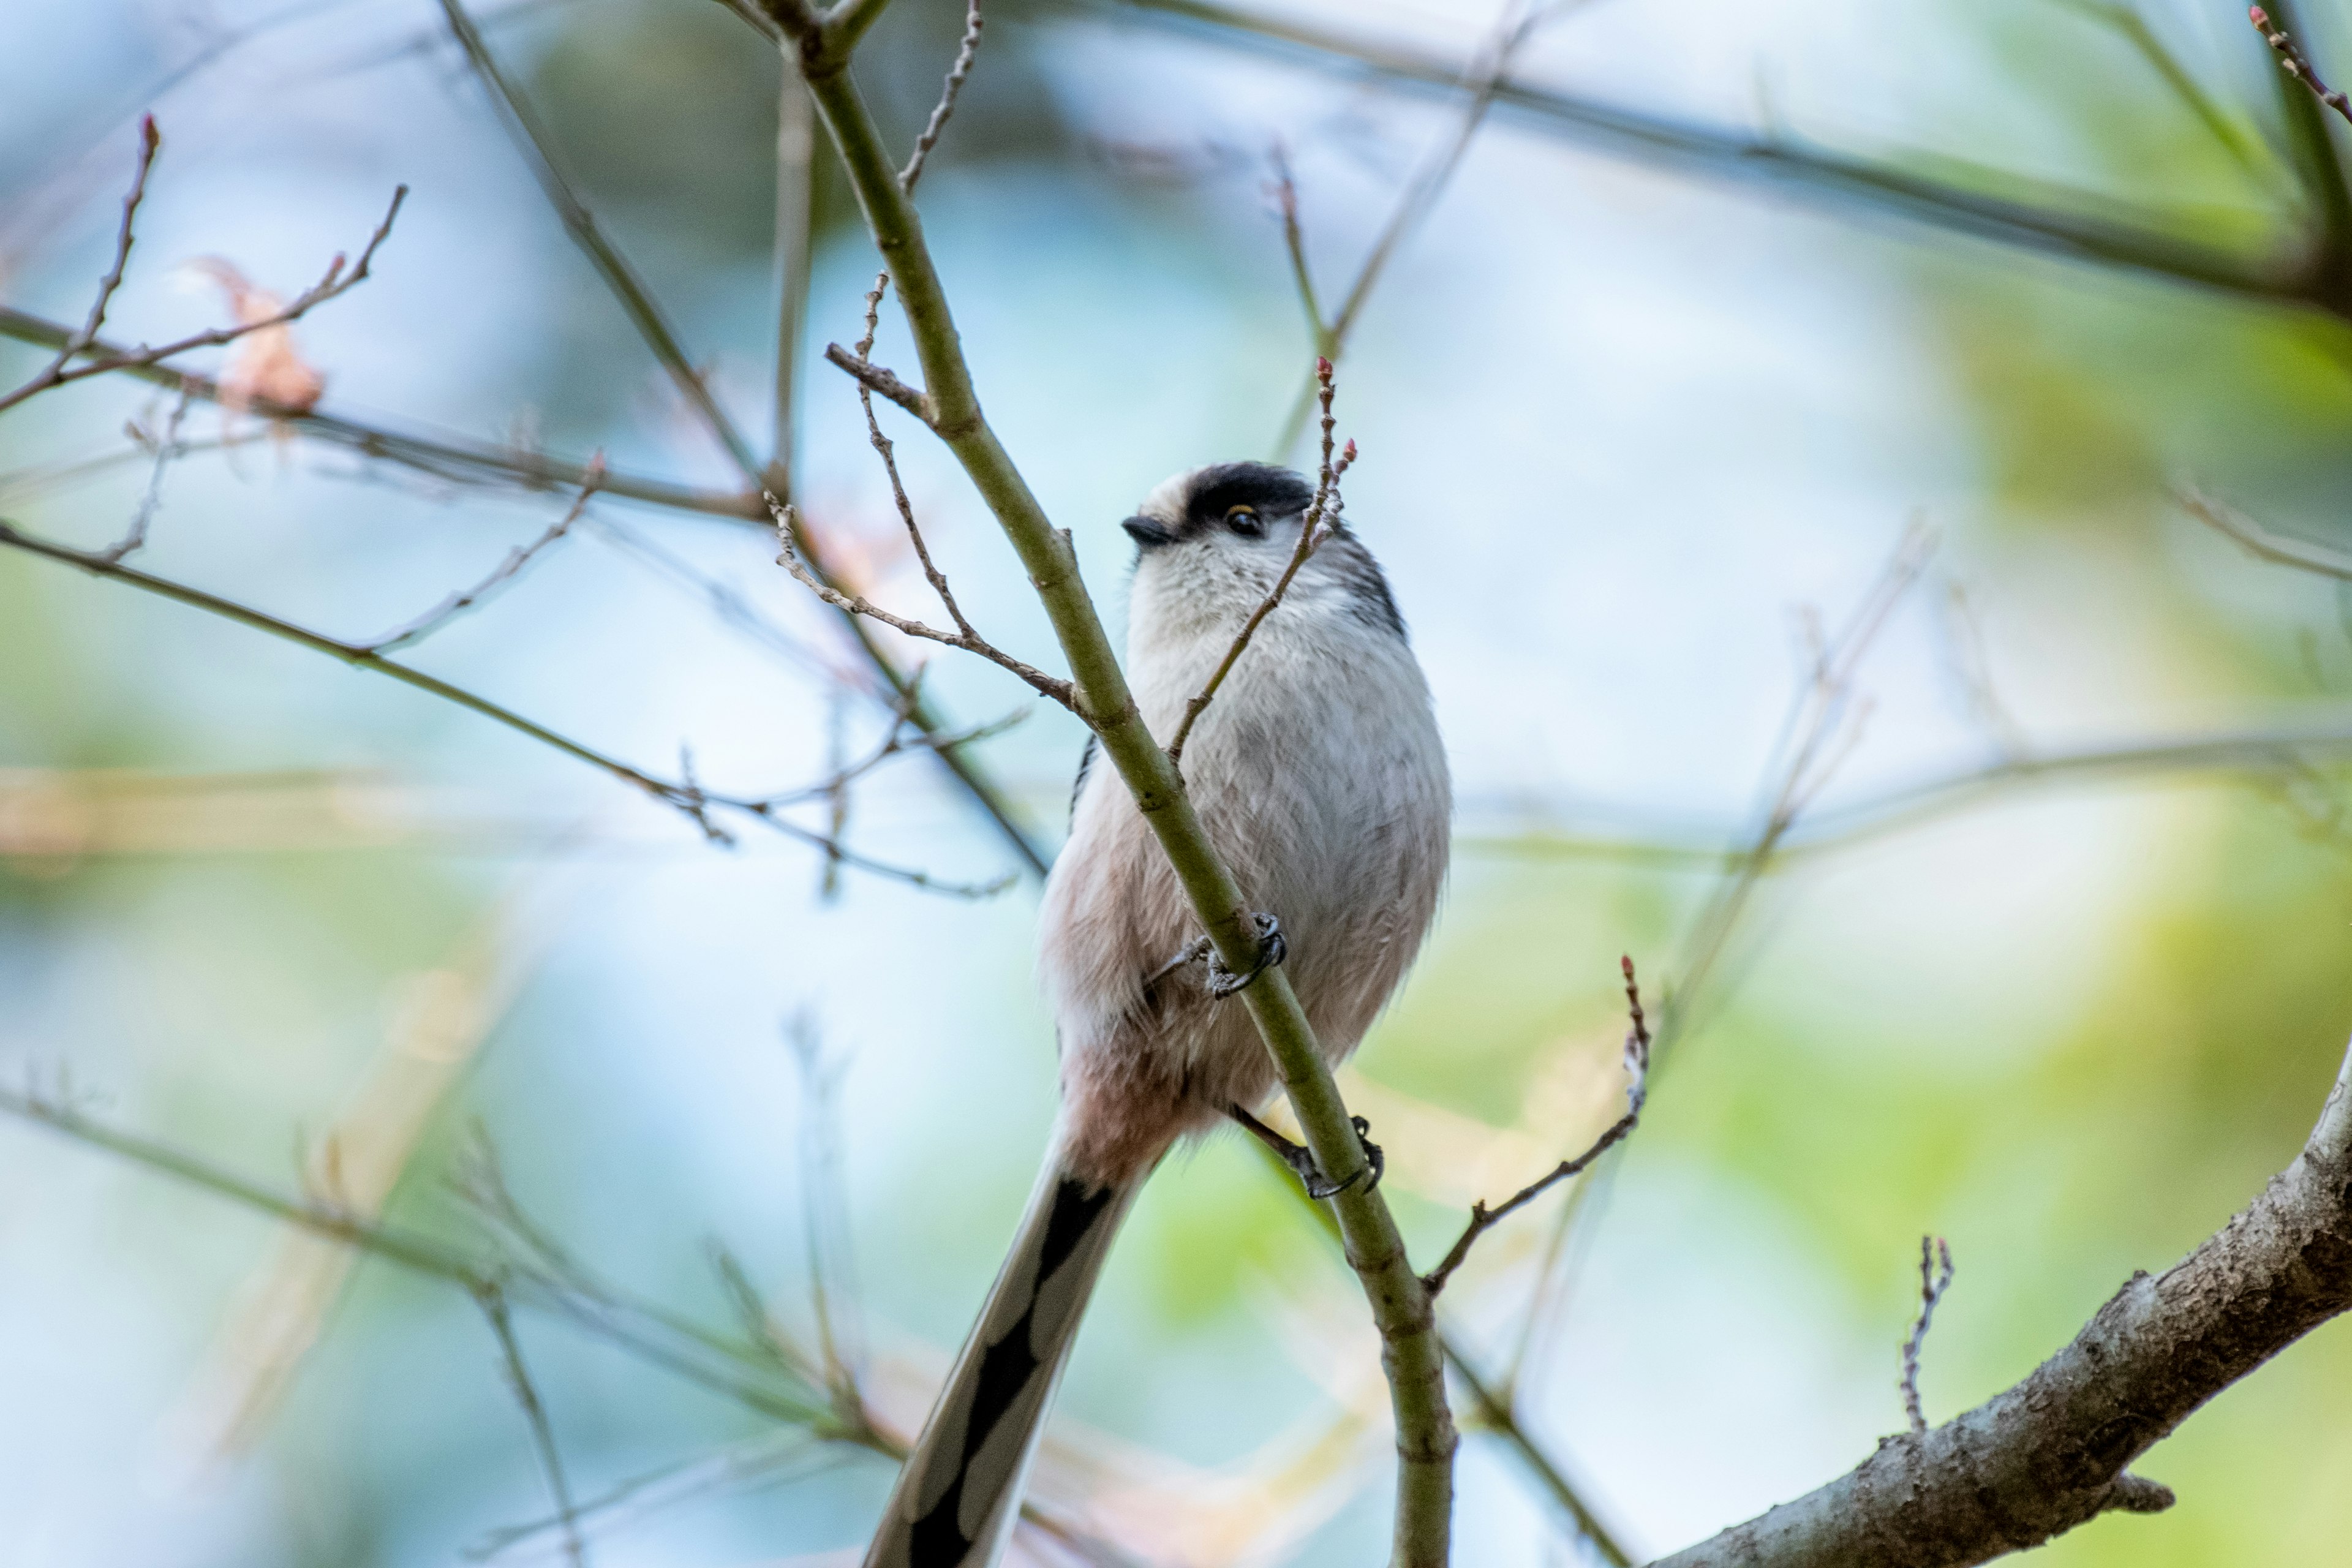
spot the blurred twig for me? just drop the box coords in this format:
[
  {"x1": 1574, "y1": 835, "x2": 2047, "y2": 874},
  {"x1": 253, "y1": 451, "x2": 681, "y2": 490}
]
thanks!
[
  {"x1": 2180, "y1": 484, "x2": 2352, "y2": 581},
  {"x1": 0, "y1": 121, "x2": 406, "y2": 418},
  {"x1": 0, "y1": 516, "x2": 1011, "y2": 896},
  {"x1": 900, "y1": 0, "x2": 984, "y2": 192},
  {"x1": 0, "y1": 1085, "x2": 1133, "y2": 1564},
  {"x1": 2253, "y1": 5, "x2": 2352, "y2": 127},
  {"x1": 1267, "y1": 0, "x2": 1548, "y2": 456},
  {"x1": 363, "y1": 457, "x2": 605, "y2": 653},
  {"x1": 477, "y1": 1284, "x2": 589, "y2": 1568},
  {"x1": 1093, "y1": 0, "x2": 2321, "y2": 310},
  {"x1": 434, "y1": 0, "x2": 1052, "y2": 877}
]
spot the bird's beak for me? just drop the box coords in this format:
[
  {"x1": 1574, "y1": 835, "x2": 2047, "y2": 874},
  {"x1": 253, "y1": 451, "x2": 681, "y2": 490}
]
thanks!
[{"x1": 1121, "y1": 515, "x2": 1177, "y2": 549}]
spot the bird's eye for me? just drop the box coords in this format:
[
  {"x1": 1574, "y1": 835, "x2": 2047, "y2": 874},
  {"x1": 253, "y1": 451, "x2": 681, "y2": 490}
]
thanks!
[{"x1": 1224, "y1": 505, "x2": 1262, "y2": 535}]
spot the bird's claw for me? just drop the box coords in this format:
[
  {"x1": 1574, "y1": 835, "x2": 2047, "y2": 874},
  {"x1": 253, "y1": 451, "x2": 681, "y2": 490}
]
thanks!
[
  {"x1": 1207, "y1": 913, "x2": 1287, "y2": 999},
  {"x1": 1229, "y1": 1106, "x2": 1384, "y2": 1201}
]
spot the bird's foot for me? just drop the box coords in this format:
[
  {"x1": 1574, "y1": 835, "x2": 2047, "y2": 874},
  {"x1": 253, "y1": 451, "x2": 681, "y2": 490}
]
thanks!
[
  {"x1": 1228, "y1": 1105, "x2": 1382, "y2": 1200},
  {"x1": 1206, "y1": 913, "x2": 1286, "y2": 999}
]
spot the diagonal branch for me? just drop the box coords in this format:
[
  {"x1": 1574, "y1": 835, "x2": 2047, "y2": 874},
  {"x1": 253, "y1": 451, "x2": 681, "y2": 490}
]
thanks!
[
  {"x1": 1646, "y1": 1028, "x2": 2352, "y2": 1567},
  {"x1": 0, "y1": 517, "x2": 1009, "y2": 897},
  {"x1": 2, "y1": 115, "x2": 160, "y2": 413},
  {"x1": 1100, "y1": 0, "x2": 2322, "y2": 311},
  {"x1": 769, "y1": 495, "x2": 1076, "y2": 708},
  {"x1": 435, "y1": 0, "x2": 1049, "y2": 876},
  {"x1": 899, "y1": 0, "x2": 983, "y2": 192},
  {"x1": 1166, "y1": 358, "x2": 1353, "y2": 765},
  {"x1": 477, "y1": 1285, "x2": 589, "y2": 1568},
  {"x1": 0, "y1": 131, "x2": 405, "y2": 418},
  {"x1": 1422, "y1": 956, "x2": 1651, "y2": 1298},
  {"x1": 2180, "y1": 484, "x2": 2352, "y2": 581},
  {"x1": 762, "y1": 5, "x2": 1461, "y2": 1557},
  {"x1": 363, "y1": 457, "x2": 605, "y2": 653}
]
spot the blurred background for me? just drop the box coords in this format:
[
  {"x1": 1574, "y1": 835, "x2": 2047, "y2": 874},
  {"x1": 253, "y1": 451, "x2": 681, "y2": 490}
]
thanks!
[{"x1": 5, "y1": 0, "x2": 2352, "y2": 1563}]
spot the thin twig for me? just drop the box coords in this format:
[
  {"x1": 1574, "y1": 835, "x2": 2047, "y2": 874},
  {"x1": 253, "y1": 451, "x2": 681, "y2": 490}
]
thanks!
[
  {"x1": 1267, "y1": 145, "x2": 1331, "y2": 355},
  {"x1": 767, "y1": 494, "x2": 1077, "y2": 709},
  {"x1": 1268, "y1": 0, "x2": 1545, "y2": 454},
  {"x1": 2180, "y1": 484, "x2": 2352, "y2": 582},
  {"x1": 900, "y1": 0, "x2": 984, "y2": 192},
  {"x1": 435, "y1": 0, "x2": 761, "y2": 478},
  {"x1": 823, "y1": 343, "x2": 933, "y2": 421},
  {"x1": 1901, "y1": 1235, "x2": 1956, "y2": 1436},
  {"x1": 2252, "y1": 6, "x2": 2352, "y2": 126},
  {"x1": 786, "y1": 1012, "x2": 867, "y2": 1415},
  {"x1": 0, "y1": 517, "x2": 1011, "y2": 896},
  {"x1": 773, "y1": 61, "x2": 817, "y2": 492},
  {"x1": 2, "y1": 116, "x2": 161, "y2": 413},
  {"x1": 2049, "y1": 1, "x2": 2272, "y2": 180},
  {"x1": 0, "y1": 172, "x2": 405, "y2": 417},
  {"x1": 0, "y1": 304, "x2": 755, "y2": 519},
  {"x1": 437, "y1": 0, "x2": 1049, "y2": 876},
  {"x1": 102, "y1": 385, "x2": 195, "y2": 563},
  {"x1": 0, "y1": 1085, "x2": 1131, "y2": 1566},
  {"x1": 363, "y1": 456, "x2": 606, "y2": 652},
  {"x1": 1422, "y1": 956, "x2": 1652, "y2": 1297},
  {"x1": 1166, "y1": 358, "x2": 1354, "y2": 765},
  {"x1": 477, "y1": 1284, "x2": 589, "y2": 1568}
]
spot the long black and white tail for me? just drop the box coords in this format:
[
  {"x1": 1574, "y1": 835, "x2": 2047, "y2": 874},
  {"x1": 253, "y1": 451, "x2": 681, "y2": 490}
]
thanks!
[{"x1": 863, "y1": 1152, "x2": 1139, "y2": 1568}]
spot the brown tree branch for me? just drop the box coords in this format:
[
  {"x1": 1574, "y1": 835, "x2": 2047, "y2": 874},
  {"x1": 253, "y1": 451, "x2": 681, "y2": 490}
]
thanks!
[
  {"x1": 1422, "y1": 956, "x2": 1651, "y2": 1298},
  {"x1": 822, "y1": 342, "x2": 933, "y2": 421},
  {"x1": 1166, "y1": 358, "x2": 1353, "y2": 765},
  {"x1": 2252, "y1": 6, "x2": 2352, "y2": 126},
  {"x1": 0, "y1": 125, "x2": 405, "y2": 419},
  {"x1": 1900, "y1": 1235, "x2": 1956, "y2": 1436},
  {"x1": 769, "y1": 495, "x2": 1076, "y2": 709},
  {"x1": 1646, "y1": 1030, "x2": 2352, "y2": 1568}
]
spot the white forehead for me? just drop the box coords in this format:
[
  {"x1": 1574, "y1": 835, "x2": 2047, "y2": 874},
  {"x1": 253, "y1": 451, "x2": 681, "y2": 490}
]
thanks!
[{"x1": 1136, "y1": 466, "x2": 1210, "y2": 522}]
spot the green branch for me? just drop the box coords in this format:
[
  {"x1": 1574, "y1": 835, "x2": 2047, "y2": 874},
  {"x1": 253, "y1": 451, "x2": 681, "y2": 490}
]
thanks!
[{"x1": 765, "y1": 4, "x2": 1459, "y2": 1557}]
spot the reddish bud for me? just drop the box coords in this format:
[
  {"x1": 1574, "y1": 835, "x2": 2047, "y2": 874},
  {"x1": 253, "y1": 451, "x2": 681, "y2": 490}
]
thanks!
[
  {"x1": 1315, "y1": 355, "x2": 1332, "y2": 377},
  {"x1": 1621, "y1": 954, "x2": 1635, "y2": 979},
  {"x1": 1342, "y1": 439, "x2": 1357, "y2": 462},
  {"x1": 140, "y1": 114, "x2": 160, "y2": 154},
  {"x1": 2251, "y1": 6, "x2": 2271, "y2": 26}
]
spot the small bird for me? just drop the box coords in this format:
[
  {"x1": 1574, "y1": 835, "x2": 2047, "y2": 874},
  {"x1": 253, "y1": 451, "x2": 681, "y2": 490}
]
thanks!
[{"x1": 862, "y1": 461, "x2": 1452, "y2": 1568}]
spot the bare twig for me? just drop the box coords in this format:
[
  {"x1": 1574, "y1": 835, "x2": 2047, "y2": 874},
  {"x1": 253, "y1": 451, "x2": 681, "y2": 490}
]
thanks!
[
  {"x1": 0, "y1": 516, "x2": 1011, "y2": 896},
  {"x1": 0, "y1": 161, "x2": 405, "y2": 418},
  {"x1": 0, "y1": 1085, "x2": 1130, "y2": 1565},
  {"x1": 1422, "y1": 956, "x2": 1651, "y2": 1298},
  {"x1": 363, "y1": 457, "x2": 606, "y2": 653},
  {"x1": 477, "y1": 1284, "x2": 589, "y2": 1568},
  {"x1": 0, "y1": 304, "x2": 755, "y2": 519},
  {"x1": 768, "y1": 493, "x2": 1077, "y2": 709},
  {"x1": 1267, "y1": 146, "x2": 1330, "y2": 354},
  {"x1": 1268, "y1": 0, "x2": 1547, "y2": 454},
  {"x1": 2252, "y1": 6, "x2": 2352, "y2": 126},
  {"x1": 101, "y1": 386, "x2": 195, "y2": 563},
  {"x1": 900, "y1": 0, "x2": 984, "y2": 192},
  {"x1": 1651, "y1": 1022, "x2": 2352, "y2": 1567},
  {"x1": 822, "y1": 342, "x2": 933, "y2": 422},
  {"x1": 437, "y1": 0, "x2": 1050, "y2": 875},
  {"x1": 1165, "y1": 357, "x2": 1354, "y2": 765},
  {"x1": 2, "y1": 116, "x2": 161, "y2": 414},
  {"x1": 2180, "y1": 484, "x2": 2352, "y2": 581},
  {"x1": 435, "y1": 0, "x2": 761, "y2": 478},
  {"x1": 1901, "y1": 1235, "x2": 1956, "y2": 1436},
  {"x1": 786, "y1": 1012, "x2": 867, "y2": 1415}
]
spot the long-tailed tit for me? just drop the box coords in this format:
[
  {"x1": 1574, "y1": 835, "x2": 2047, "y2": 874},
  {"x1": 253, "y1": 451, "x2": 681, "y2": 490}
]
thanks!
[{"x1": 863, "y1": 461, "x2": 1451, "y2": 1567}]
